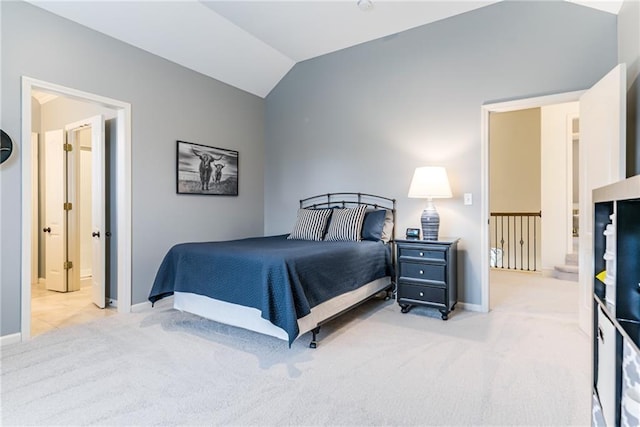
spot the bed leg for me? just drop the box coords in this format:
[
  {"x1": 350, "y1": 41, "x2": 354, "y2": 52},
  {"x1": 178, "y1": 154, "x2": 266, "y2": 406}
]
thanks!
[{"x1": 310, "y1": 327, "x2": 320, "y2": 348}]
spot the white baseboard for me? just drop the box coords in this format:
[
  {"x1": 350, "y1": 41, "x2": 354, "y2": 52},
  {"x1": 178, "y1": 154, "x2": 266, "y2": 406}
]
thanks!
[
  {"x1": 132, "y1": 296, "x2": 173, "y2": 313},
  {"x1": 458, "y1": 302, "x2": 483, "y2": 312},
  {"x1": 108, "y1": 299, "x2": 117, "y2": 308},
  {"x1": 1, "y1": 333, "x2": 22, "y2": 347},
  {"x1": 80, "y1": 277, "x2": 92, "y2": 288},
  {"x1": 541, "y1": 268, "x2": 555, "y2": 277},
  {"x1": 131, "y1": 301, "x2": 153, "y2": 313},
  {"x1": 38, "y1": 277, "x2": 46, "y2": 285}
]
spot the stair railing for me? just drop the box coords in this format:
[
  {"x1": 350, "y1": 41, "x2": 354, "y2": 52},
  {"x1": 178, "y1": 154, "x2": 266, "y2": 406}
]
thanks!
[{"x1": 490, "y1": 211, "x2": 542, "y2": 271}]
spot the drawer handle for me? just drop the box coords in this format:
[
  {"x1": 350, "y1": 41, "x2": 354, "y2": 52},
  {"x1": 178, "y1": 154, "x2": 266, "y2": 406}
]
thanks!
[
  {"x1": 419, "y1": 292, "x2": 424, "y2": 297},
  {"x1": 419, "y1": 270, "x2": 424, "y2": 275}
]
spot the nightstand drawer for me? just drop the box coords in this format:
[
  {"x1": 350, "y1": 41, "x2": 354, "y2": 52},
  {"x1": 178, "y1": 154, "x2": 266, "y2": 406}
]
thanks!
[
  {"x1": 398, "y1": 284, "x2": 446, "y2": 305},
  {"x1": 399, "y1": 262, "x2": 445, "y2": 285},
  {"x1": 398, "y1": 246, "x2": 446, "y2": 261}
]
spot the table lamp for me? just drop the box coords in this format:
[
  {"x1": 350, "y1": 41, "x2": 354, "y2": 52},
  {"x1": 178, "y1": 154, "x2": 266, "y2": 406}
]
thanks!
[{"x1": 408, "y1": 166, "x2": 452, "y2": 240}]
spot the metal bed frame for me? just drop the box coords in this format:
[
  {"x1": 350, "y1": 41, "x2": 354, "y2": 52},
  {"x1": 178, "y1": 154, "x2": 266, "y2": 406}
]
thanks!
[{"x1": 299, "y1": 192, "x2": 397, "y2": 348}]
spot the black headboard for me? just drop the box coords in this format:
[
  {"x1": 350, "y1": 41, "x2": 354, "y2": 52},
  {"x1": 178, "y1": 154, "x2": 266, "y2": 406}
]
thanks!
[{"x1": 299, "y1": 192, "x2": 396, "y2": 241}]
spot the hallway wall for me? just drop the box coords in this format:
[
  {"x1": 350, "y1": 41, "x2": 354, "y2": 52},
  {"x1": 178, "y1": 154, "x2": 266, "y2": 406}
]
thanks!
[{"x1": 541, "y1": 101, "x2": 580, "y2": 274}]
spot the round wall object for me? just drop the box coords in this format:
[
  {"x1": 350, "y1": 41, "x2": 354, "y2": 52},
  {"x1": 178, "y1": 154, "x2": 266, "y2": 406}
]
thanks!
[{"x1": 1, "y1": 130, "x2": 14, "y2": 164}]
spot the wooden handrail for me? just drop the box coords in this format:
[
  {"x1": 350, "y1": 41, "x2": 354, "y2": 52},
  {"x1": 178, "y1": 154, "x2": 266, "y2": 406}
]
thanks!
[{"x1": 490, "y1": 211, "x2": 541, "y2": 217}]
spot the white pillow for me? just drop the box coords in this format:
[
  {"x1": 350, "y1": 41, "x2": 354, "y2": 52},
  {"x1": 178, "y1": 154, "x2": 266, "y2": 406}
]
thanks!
[
  {"x1": 324, "y1": 205, "x2": 367, "y2": 242},
  {"x1": 287, "y1": 208, "x2": 332, "y2": 241},
  {"x1": 381, "y1": 209, "x2": 394, "y2": 243}
]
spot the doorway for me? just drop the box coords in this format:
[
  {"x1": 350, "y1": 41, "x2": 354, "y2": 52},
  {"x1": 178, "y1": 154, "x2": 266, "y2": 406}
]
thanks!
[
  {"x1": 488, "y1": 104, "x2": 581, "y2": 276},
  {"x1": 480, "y1": 90, "x2": 586, "y2": 313},
  {"x1": 481, "y1": 64, "x2": 627, "y2": 336},
  {"x1": 31, "y1": 107, "x2": 112, "y2": 336},
  {"x1": 21, "y1": 77, "x2": 132, "y2": 341}
]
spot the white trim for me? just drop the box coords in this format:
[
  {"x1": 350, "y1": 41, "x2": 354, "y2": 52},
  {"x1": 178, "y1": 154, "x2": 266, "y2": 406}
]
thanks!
[
  {"x1": 131, "y1": 301, "x2": 152, "y2": 313},
  {"x1": 457, "y1": 302, "x2": 483, "y2": 312},
  {"x1": 480, "y1": 105, "x2": 490, "y2": 313},
  {"x1": 480, "y1": 90, "x2": 585, "y2": 314},
  {"x1": 116, "y1": 107, "x2": 132, "y2": 315},
  {"x1": 21, "y1": 81, "x2": 32, "y2": 340},
  {"x1": 567, "y1": 114, "x2": 578, "y2": 253},
  {"x1": 132, "y1": 297, "x2": 173, "y2": 313},
  {"x1": 541, "y1": 268, "x2": 555, "y2": 278},
  {"x1": 80, "y1": 276, "x2": 92, "y2": 288},
  {"x1": 0, "y1": 333, "x2": 22, "y2": 347},
  {"x1": 20, "y1": 77, "x2": 132, "y2": 341},
  {"x1": 31, "y1": 133, "x2": 39, "y2": 287}
]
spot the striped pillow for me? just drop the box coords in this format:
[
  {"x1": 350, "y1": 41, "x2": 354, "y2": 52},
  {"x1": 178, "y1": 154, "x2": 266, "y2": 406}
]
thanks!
[
  {"x1": 287, "y1": 208, "x2": 333, "y2": 241},
  {"x1": 324, "y1": 205, "x2": 367, "y2": 242}
]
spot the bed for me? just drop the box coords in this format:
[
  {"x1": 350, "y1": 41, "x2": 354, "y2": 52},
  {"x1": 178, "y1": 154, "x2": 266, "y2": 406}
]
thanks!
[{"x1": 148, "y1": 193, "x2": 396, "y2": 347}]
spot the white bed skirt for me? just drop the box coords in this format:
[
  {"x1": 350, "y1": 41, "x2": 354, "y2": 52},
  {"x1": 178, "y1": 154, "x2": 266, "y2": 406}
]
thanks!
[{"x1": 173, "y1": 276, "x2": 391, "y2": 342}]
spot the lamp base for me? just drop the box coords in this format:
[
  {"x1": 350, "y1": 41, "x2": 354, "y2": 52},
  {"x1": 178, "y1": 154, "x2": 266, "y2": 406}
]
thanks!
[{"x1": 420, "y1": 199, "x2": 440, "y2": 241}]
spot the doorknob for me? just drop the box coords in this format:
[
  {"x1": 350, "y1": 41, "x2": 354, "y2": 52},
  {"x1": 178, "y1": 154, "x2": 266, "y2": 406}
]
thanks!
[
  {"x1": 92, "y1": 231, "x2": 100, "y2": 238},
  {"x1": 43, "y1": 227, "x2": 51, "y2": 233}
]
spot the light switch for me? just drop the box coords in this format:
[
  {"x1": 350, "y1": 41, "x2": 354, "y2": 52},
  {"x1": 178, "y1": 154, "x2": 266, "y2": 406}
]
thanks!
[{"x1": 464, "y1": 193, "x2": 472, "y2": 205}]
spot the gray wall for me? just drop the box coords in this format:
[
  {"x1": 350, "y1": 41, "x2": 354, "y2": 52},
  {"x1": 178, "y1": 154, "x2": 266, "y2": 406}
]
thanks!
[
  {"x1": 618, "y1": 0, "x2": 640, "y2": 176},
  {"x1": 1, "y1": 1, "x2": 265, "y2": 336},
  {"x1": 264, "y1": 1, "x2": 617, "y2": 306}
]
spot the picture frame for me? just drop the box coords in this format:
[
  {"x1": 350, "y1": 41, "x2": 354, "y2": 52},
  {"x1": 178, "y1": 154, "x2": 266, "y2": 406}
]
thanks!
[{"x1": 176, "y1": 140, "x2": 238, "y2": 196}]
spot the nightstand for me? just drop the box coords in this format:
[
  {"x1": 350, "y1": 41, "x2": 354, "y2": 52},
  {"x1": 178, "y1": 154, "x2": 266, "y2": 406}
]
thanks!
[{"x1": 395, "y1": 238, "x2": 459, "y2": 320}]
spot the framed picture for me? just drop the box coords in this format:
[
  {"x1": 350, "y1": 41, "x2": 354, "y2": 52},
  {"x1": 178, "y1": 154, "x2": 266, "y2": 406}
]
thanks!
[{"x1": 177, "y1": 140, "x2": 238, "y2": 196}]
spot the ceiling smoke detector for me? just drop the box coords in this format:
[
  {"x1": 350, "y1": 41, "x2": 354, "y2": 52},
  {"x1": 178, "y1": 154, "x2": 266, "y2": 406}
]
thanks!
[{"x1": 357, "y1": 0, "x2": 374, "y2": 12}]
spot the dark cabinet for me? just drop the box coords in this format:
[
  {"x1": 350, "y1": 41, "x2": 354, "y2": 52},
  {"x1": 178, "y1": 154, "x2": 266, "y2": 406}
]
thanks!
[{"x1": 395, "y1": 239, "x2": 458, "y2": 320}]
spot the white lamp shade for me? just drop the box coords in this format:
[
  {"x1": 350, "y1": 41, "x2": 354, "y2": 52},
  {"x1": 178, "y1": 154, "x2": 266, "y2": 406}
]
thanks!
[{"x1": 408, "y1": 166, "x2": 452, "y2": 199}]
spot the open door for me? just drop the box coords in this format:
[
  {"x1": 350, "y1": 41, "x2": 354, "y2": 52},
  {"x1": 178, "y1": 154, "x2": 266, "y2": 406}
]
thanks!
[
  {"x1": 44, "y1": 129, "x2": 67, "y2": 292},
  {"x1": 578, "y1": 64, "x2": 626, "y2": 334},
  {"x1": 65, "y1": 115, "x2": 105, "y2": 308},
  {"x1": 90, "y1": 116, "x2": 106, "y2": 309}
]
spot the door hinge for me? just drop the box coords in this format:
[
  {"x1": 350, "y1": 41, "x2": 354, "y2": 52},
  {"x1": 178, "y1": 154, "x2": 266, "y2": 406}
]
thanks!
[
  {"x1": 63, "y1": 143, "x2": 73, "y2": 152},
  {"x1": 64, "y1": 202, "x2": 73, "y2": 211},
  {"x1": 64, "y1": 261, "x2": 73, "y2": 270}
]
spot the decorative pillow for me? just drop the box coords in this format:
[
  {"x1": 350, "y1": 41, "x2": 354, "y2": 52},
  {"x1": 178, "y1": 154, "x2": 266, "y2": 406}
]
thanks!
[
  {"x1": 324, "y1": 205, "x2": 368, "y2": 242},
  {"x1": 287, "y1": 208, "x2": 333, "y2": 241},
  {"x1": 361, "y1": 210, "x2": 387, "y2": 241},
  {"x1": 381, "y1": 209, "x2": 394, "y2": 243}
]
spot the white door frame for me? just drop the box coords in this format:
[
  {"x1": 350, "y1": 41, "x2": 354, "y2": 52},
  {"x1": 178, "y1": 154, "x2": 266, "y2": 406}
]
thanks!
[
  {"x1": 480, "y1": 90, "x2": 585, "y2": 312},
  {"x1": 30, "y1": 133, "x2": 39, "y2": 288},
  {"x1": 566, "y1": 113, "x2": 580, "y2": 253},
  {"x1": 21, "y1": 76, "x2": 132, "y2": 340}
]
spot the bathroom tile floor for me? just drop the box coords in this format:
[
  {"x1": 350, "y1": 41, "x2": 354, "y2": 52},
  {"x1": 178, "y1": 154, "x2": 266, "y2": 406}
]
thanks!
[{"x1": 31, "y1": 281, "x2": 115, "y2": 337}]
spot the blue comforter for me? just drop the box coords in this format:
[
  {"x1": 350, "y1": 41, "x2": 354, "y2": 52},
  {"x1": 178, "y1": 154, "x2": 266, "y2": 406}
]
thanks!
[{"x1": 148, "y1": 235, "x2": 393, "y2": 344}]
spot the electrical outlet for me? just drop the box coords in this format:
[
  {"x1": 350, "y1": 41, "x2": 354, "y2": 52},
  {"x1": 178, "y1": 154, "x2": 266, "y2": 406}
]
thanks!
[{"x1": 464, "y1": 193, "x2": 472, "y2": 205}]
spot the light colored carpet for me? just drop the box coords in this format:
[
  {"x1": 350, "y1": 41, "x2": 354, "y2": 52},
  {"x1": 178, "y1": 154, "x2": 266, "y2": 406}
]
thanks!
[{"x1": 1, "y1": 271, "x2": 590, "y2": 426}]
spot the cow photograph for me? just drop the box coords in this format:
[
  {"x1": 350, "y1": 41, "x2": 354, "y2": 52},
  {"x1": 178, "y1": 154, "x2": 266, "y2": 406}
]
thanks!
[{"x1": 177, "y1": 141, "x2": 238, "y2": 195}]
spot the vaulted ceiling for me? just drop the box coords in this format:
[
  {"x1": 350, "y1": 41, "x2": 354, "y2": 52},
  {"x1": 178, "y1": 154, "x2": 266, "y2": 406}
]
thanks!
[{"x1": 27, "y1": 0, "x2": 623, "y2": 99}]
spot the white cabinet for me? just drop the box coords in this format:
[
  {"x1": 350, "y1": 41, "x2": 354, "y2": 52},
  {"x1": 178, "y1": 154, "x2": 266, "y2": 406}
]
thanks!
[
  {"x1": 621, "y1": 338, "x2": 640, "y2": 427},
  {"x1": 592, "y1": 175, "x2": 640, "y2": 426},
  {"x1": 598, "y1": 307, "x2": 619, "y2": 426}
]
